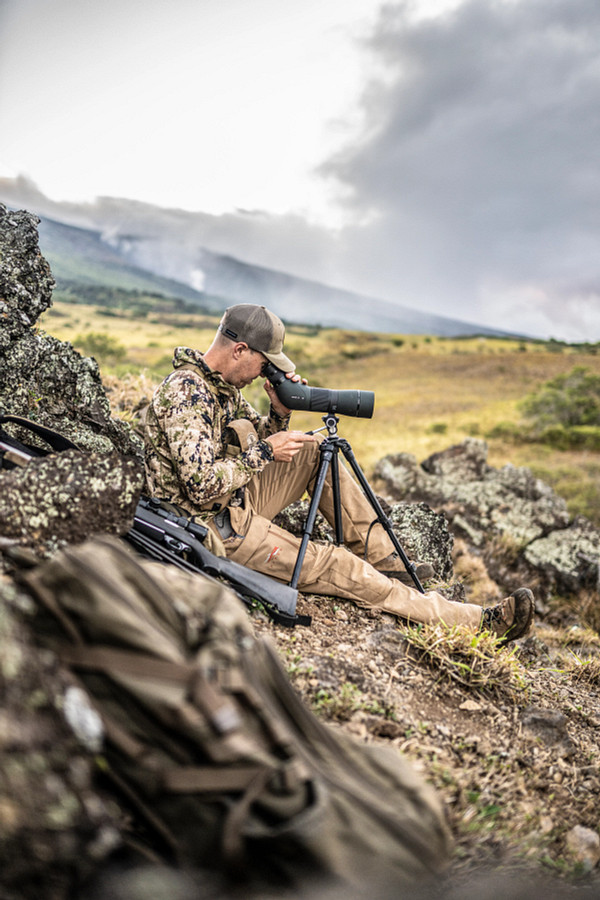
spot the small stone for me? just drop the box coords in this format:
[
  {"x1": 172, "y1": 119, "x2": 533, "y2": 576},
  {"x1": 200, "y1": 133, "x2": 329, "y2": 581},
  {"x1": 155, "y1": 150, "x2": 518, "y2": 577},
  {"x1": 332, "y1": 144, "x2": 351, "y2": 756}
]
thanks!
[
  {"x1": 62, "y1": 686, "x2": 104, "y2": 753},
  {"x1": 565, "y1": 825, "x2": 600, "y2": 871}
]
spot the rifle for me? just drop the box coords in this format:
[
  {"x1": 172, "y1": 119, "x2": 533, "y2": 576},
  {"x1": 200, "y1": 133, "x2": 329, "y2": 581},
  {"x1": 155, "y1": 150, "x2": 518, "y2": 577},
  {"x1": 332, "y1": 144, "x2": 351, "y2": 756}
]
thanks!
[{"x1": 127, "y1": 497, "x2": 310, "y2": 628}]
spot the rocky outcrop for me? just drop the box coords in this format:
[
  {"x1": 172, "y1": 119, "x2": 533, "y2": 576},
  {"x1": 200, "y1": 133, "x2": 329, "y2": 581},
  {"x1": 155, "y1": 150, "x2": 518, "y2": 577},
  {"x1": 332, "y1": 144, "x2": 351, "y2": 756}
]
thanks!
[
  {"x1": 0, "y1": 451, "x2": 142, "y2": 550},
  {"x1": 373, "y1": 438, "x2": 599, "y2": 599},
  {"x1": 0, "y1": 203, "x2": 142, "y2": 456},
  {"x1": 0, "y1": 203, "x2": 145, "y2": 898}
]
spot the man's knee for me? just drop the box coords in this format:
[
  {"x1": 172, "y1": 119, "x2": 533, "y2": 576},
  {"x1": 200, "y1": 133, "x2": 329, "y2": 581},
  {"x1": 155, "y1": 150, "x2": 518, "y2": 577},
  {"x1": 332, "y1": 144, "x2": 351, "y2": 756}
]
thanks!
[{"x1": 298, "y1": 432, "x2": 323, "y2": 461}]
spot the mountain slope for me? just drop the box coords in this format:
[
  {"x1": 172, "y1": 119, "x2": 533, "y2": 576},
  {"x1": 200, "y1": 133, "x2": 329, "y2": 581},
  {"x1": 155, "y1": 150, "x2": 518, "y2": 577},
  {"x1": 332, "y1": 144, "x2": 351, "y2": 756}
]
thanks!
[{"x1": 36, "y1": 217, "x2": 225, "y2": 310}]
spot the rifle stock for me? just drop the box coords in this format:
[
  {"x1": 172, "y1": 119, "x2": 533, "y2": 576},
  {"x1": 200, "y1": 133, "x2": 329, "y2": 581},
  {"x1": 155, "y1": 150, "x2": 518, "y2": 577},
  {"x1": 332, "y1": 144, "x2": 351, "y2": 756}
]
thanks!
[{"x1": 129, "y1": 498, "x2": 305, "y2": 625}]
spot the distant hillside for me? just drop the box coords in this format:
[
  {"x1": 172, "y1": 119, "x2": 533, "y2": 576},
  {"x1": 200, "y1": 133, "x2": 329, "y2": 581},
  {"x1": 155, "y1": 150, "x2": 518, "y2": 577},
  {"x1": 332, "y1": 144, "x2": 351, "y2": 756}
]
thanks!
[
  {"x1": 5, "y1": 192, "x2": 520, "y2": 336},
  {"x1": 36, "y1": 217, "x2": 226, "y2": 312}
]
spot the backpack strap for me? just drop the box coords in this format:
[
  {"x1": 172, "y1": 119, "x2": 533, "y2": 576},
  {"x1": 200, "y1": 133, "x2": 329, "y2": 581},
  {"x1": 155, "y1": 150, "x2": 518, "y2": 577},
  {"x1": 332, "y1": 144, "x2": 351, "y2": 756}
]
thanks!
[{"x1": 223, "y1": 418, "x2": 259, "y2": 458}]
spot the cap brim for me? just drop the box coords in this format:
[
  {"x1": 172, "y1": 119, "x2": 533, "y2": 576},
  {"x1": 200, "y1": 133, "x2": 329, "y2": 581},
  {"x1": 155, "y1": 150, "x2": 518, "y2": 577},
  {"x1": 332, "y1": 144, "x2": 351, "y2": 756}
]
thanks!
[{"x1": 263, "y1": 350, "x2": 296, "y2": 373}]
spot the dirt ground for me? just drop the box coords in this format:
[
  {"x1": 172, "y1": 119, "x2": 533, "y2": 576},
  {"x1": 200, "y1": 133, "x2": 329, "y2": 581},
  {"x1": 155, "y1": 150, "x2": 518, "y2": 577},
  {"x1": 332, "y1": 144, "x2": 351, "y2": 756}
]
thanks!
[{"x1": 250, "y1": 587, "x2": 600, "y2": 893}]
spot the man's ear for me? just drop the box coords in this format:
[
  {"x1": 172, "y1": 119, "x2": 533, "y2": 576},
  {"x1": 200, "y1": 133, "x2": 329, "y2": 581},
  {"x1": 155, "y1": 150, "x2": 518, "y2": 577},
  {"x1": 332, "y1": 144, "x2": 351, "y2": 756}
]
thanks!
[{"x1": 231, "y1": 342, "x2": 248, "y2": 360}]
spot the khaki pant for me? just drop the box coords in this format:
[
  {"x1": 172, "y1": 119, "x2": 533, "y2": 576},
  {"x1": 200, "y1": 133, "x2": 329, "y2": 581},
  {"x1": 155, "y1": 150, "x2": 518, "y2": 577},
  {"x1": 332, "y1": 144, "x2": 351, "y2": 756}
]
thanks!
[{"x1": 220, "y1": 439, "x2": 483, "y2": 629}]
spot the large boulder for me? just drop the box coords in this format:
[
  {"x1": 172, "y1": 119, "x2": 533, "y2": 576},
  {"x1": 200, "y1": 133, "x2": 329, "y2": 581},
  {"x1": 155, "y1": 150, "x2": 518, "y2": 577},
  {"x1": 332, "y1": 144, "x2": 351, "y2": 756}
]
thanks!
[
  {"x1": 274, "y1": 497, "x2": 455, "y2": 583},
  {"x1": 0, "y1": 203, "x2": 142, "y2": 457},
  {"x1": 524, "y1": 516, "x2": 600, "y2": 596},
  {"x1": 0, "y1": 450, "x2": 143, "y2": 560}
]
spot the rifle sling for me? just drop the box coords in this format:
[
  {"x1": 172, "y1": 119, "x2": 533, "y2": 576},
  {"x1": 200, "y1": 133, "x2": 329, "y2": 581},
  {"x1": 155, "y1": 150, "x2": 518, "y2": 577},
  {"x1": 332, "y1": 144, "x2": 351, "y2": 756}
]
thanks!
[{"x1": 0, "y1": 413, "x2": 80, "y2": 452}]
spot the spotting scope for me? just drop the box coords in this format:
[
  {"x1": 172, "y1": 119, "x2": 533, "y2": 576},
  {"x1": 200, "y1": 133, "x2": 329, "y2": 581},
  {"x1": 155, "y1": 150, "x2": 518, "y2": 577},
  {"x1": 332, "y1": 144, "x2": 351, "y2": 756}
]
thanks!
[{"x1": 262, "y1": 362, "x2": 374, "y2": 419}]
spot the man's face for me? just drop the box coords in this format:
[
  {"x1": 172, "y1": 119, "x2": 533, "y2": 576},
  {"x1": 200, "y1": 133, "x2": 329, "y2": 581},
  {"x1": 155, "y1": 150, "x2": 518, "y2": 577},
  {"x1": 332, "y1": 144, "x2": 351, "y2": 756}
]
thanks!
[{"x1": 230, "y1": 346, "x2": 267, "y2": 389}]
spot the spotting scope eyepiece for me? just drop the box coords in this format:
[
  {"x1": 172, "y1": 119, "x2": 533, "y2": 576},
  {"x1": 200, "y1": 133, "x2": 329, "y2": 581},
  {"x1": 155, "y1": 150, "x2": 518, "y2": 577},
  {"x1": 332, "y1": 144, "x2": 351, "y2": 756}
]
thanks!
[{"x1": 262, "y1": 362, "x2": 374, "y2": 419}]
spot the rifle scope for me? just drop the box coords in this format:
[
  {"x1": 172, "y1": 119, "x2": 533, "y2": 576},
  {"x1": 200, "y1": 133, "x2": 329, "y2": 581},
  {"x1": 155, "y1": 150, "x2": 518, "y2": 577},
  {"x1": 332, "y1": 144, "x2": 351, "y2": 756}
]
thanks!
[{"x1": 262, "y1": 362, "x2": 374, "y2": 419}]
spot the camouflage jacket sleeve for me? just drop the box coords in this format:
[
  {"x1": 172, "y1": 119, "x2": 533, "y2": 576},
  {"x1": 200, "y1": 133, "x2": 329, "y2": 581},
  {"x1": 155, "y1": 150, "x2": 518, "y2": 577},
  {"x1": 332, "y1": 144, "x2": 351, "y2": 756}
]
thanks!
[{"x1": 153, "y1": 371, "x2": 289, "y2": 507}]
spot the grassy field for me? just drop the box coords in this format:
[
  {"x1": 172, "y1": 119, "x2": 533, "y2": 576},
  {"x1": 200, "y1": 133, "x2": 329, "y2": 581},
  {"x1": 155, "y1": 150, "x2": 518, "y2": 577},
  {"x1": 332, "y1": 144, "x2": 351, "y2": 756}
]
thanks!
[{"x1": 39, "y1": 300, "x2": 600, "y2": 525}]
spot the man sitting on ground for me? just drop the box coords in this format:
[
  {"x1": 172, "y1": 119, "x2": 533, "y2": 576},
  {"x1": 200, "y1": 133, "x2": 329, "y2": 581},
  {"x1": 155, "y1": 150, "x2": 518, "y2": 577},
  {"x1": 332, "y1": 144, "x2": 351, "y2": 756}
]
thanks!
[{"x1": 143, "y1": 303, "x2": 534, "y2": 643}]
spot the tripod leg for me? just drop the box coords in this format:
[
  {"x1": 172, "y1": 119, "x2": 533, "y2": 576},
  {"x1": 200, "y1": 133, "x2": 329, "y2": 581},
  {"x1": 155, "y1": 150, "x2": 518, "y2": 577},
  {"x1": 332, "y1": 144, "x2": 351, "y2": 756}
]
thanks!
[
  {"x1": 330, "y1": 450, "x2": 344, "y2": 546},
  {"x1": 339, "y1": 441, "x2": 425, "y2": 594},
  {"x1": 290, "y1": 441, "x2": 334, "y2": 589}
]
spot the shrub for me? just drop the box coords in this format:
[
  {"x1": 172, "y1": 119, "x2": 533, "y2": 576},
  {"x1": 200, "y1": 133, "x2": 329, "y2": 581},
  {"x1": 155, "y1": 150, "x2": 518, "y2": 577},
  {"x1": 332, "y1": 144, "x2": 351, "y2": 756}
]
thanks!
[
  {"x1": 537, "y1": 425, "x2": 600, "y2": 452},
  {"x1": 73, "y1": 331, "x2": 126, "y2": 363},
  {"x1": 520, "y1": 367, "x2": 600, "y2": 429},
  {"x1": 486, "y1": 421, "x2": 525, "y2": 442}
]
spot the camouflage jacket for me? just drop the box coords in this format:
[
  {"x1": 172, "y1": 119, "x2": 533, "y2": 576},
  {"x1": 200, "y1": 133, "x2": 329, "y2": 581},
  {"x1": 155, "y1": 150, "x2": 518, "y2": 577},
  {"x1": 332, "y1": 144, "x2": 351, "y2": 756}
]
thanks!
[{"x1": 143, "y1": 347, "x2": 290, "y2": 517}]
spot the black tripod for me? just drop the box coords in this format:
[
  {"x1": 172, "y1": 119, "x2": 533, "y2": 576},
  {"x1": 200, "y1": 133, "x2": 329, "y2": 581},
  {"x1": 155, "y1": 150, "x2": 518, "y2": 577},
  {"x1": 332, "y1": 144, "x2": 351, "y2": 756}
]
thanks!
[{"x1": 290, "y1": 413, "x2": 425, "y2": 594}]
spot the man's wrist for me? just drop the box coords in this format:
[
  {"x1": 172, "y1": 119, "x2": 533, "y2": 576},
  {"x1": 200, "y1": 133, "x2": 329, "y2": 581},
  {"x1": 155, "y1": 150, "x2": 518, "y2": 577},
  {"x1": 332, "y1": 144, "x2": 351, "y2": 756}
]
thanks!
[
  {"x1": 269, "y1": 404, "x2": 291, "y2": 424},
  {"x1": 259, "y1": 438, "x2": 275, "y2": 461}
]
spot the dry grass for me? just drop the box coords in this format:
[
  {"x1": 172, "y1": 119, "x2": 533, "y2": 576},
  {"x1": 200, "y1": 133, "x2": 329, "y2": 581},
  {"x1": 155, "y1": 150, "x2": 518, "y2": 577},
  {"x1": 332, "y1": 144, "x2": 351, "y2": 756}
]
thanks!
[
  {"x1": 102, "y1": 371, "x2": 158, "y2": 422},
  {"x1": 398, "y1": 622, "x2": 530, "y2": 701},
  {"x1": 452, "y1": 539, "x2": 502, "y2": 605},
  {"x1": 562, "y1": 654, "x2": 600, "y2": 686}
]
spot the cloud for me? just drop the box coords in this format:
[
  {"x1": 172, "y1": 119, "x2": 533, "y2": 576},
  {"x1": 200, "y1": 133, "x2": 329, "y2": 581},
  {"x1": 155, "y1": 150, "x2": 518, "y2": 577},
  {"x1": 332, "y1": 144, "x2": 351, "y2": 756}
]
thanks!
[
  {"x1": 319, "y1": 0, "x2": 600, "y2": 340},
  {"x1": 3, "y1": 0, "x2": 600, "y2": 341}
]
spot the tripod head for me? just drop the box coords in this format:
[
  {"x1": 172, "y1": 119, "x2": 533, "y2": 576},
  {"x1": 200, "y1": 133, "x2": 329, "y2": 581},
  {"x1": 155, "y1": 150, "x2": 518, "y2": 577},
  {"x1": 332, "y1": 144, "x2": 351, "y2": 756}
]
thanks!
[{"x1": 308, "y1": 413, "x2": 343, "y2": 439}]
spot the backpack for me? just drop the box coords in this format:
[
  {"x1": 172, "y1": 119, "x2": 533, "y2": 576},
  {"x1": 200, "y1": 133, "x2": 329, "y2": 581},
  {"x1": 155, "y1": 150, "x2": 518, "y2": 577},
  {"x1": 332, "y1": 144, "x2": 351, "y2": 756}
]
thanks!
[{"x1": 23, "y1": 536, "x2": 452, "y2": 892}]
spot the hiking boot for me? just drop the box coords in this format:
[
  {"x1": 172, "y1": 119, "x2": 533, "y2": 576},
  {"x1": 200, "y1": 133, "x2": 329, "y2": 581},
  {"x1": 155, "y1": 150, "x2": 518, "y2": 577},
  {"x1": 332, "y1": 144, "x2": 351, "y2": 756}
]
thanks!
[
  {"x1": 480, "y1": 588, "x2": 535, "y2": 644},
  {"x1": 374, "y1": 552, "x2": 436, "y2": 584}
]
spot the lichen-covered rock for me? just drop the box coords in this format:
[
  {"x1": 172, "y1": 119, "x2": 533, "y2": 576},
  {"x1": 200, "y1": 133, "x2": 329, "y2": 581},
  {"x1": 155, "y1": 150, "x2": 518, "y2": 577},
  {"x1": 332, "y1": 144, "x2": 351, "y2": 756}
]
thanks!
[
  {"x1": 0, "y1": 202, "x2": 142, "y2": 457},
  {"x1": 0, "y1": 577, "x2": 121, "y2": 899},
  {"x1": 0, "y1": 451, "x2": 143, "y2": 549},
  {"x1": 386, "y1": 501, "x2": 454, "y2": 583},
  {"x1": 524, "y1": 516, "x2": 600, "y2": 595},
  {"x1": 373, "y1": 451, "x2": 435, "y2": 501},
  {"x1": 373, "y1": 438, "x2": 598, "y2": 597},
  {"x1": 274, "y1": 497, "x2": 454, "y2": 582},
  {"x1": 422, "y1": 437, "x2": 491, "y2": 482},
  {"x1": 374, "y1": 438, "x2": 570, "y2": 546},
  {"x1": 273, "y1": 499, "x2": 336, "y2": 543},
  {"x1": 0, "y1": 203, "x2": 54, "y2": 347}
]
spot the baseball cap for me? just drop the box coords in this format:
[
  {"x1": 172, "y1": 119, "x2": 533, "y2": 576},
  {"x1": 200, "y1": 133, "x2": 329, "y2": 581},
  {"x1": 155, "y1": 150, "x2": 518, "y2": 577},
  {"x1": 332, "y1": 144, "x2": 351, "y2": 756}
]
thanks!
[{"x1": 218, "y1": 304, "x2": 296, "y2": 372}]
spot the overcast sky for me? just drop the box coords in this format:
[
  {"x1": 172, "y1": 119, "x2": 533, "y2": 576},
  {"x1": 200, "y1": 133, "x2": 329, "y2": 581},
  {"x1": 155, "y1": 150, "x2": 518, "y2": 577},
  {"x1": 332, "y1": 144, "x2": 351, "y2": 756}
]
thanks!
[{"x1": 1, "y1": 0, "x2": 599, "y2": 341}]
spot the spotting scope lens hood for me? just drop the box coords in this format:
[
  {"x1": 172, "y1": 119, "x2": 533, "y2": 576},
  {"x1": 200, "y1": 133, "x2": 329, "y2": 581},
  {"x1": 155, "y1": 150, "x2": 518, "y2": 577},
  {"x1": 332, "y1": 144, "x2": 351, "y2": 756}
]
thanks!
[{"x1": 262, "y1": 362, "x2": 375, "y2": 419}]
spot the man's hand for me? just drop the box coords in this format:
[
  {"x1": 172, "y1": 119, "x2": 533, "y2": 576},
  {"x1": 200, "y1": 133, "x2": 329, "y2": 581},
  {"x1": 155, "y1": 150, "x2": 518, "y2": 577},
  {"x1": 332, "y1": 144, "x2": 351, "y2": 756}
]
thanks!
[
  {"x1": 264, "y1": 371, "x2": 307, "y2": 417},
  {"x1": 266, "y1": 430, "x2": 316, "y2": 462}
]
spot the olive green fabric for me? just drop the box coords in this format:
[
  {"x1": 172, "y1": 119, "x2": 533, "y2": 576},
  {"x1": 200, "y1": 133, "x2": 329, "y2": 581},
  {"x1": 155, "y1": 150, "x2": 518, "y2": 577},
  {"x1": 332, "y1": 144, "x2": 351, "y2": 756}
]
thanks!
[{"x1": 24, "y1": 536, "x2": 452, "y2": 889}]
